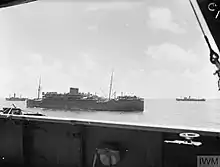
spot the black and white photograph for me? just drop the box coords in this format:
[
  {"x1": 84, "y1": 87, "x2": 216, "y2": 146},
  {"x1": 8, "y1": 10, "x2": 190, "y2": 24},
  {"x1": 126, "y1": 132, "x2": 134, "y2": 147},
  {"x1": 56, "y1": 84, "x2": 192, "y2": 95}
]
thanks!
[{"x1": 0, "y1": 0, "x2": 220, "y2": 167}]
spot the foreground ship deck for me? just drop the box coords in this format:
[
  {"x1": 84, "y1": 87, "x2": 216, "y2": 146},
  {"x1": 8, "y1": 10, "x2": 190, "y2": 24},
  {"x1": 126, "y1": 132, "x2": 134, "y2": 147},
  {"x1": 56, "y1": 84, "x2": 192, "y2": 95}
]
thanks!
[{"x1": 0, "y1": 113, "x2": 219, "y2": 167}]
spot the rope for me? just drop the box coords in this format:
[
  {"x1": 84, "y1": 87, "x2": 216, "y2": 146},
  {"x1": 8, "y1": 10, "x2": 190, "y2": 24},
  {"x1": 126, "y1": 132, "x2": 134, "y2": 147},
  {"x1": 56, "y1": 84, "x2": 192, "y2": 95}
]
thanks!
[{"x1": 189, "y1": 0, "x2": 220, "y2": 90}]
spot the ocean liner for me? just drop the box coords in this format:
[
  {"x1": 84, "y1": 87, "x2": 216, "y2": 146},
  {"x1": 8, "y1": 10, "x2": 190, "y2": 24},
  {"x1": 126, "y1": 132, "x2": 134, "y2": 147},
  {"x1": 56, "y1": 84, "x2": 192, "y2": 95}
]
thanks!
[{"x1": 26, "y1": 73, "x2": 144, "y2": 112}]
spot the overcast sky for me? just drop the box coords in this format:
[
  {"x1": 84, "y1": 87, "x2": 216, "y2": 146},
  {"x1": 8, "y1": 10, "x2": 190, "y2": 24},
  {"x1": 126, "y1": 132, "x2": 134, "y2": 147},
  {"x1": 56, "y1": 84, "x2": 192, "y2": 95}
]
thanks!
[{"x1": 0, "y1": 0, "x2": 219, "y2": 99}]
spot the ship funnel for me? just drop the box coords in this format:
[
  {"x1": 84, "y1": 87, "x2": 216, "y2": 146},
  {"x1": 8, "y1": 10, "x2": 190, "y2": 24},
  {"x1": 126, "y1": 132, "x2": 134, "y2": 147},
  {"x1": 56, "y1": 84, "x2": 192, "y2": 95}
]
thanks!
[{"x1": 70, "y1": 88, "x2": 79, "y2": 95}]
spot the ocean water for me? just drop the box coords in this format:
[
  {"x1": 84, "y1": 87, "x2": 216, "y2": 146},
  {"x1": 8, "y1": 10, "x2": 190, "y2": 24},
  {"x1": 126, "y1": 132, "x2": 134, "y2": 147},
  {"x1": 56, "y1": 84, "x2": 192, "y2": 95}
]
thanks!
[{"x1": 1, "y1": 98, "x2": 220, "y2": 131}]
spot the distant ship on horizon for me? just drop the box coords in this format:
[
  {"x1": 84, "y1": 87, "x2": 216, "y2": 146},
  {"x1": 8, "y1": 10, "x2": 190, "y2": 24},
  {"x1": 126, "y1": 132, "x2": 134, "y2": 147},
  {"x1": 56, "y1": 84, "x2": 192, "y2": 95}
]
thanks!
[
  {"x1": 176, "y1": 96, "x2": 206, "y2": 102},
  {"x1": 5, "y1": 93, "x2": 27, "y2": 101}
]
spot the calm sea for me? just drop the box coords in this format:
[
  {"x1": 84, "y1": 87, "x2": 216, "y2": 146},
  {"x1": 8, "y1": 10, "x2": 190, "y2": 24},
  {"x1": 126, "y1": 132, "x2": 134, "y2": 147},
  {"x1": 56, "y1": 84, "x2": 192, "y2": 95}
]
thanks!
[{"x1": 1, "y1": 98, "x2": 220, "y2": 131}]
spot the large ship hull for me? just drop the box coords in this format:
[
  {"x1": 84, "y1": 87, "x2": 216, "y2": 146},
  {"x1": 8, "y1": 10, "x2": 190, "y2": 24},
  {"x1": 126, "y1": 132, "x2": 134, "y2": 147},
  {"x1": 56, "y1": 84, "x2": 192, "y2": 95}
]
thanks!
[{"x1": 26, "y1": 99, "x2": 144, "y2": 112}]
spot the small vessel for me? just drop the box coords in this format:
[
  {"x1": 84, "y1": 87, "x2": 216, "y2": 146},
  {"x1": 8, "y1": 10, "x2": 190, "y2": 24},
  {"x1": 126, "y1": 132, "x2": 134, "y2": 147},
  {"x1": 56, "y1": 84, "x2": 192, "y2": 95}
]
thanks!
[
  {"x1": 176, "y1": 96, "x2": 206, "y2": 102},
  {"x1": 27, "y1": 73, "x2": 144, "y2": 112},
  {"x1": 5, "y1": 93, "x2": 27, "y2": 101},
  {"x1": 0, "y1": 105, "x2": 45, "y2": 116}
]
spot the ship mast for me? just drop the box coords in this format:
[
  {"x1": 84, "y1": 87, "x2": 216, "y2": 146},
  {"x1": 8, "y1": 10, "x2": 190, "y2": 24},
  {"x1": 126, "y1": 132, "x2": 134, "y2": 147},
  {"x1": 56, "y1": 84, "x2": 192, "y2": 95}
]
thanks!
[
  {"x1": 37, "y1": 77, "x2": 41, "y2": 99},
  {"x1": 108, "y1": 70, "x2": 114, "y2": 100}
]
